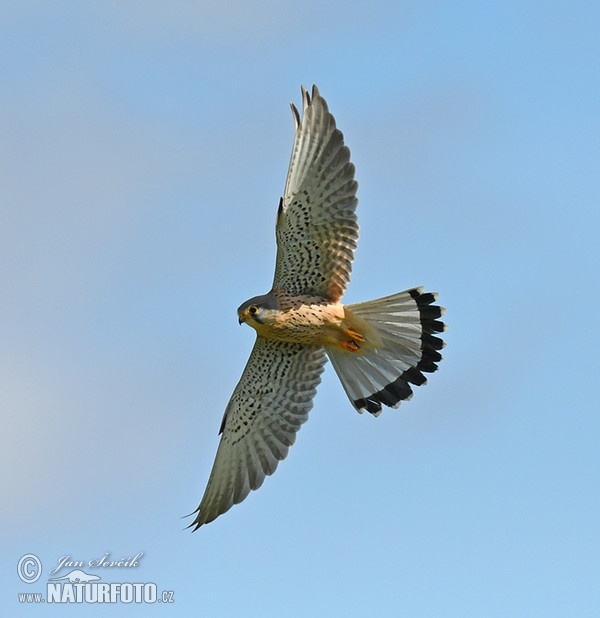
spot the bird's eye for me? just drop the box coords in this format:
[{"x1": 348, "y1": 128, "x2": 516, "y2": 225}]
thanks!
[{"x1": 248, "y1": 305, "x2": 258, "y2": 315}]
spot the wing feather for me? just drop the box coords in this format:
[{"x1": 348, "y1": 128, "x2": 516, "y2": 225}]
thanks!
[
  {"x1": 273, "y1": 85, "x2": 359, "y2": 301},
  {"x1": 190, "y1": 337, "x2": 326, "y2": 528}
]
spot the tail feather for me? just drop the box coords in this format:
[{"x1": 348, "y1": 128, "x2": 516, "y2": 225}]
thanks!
[{"x1": 326, "y1": 287, "x2": 445, "y2": 416}]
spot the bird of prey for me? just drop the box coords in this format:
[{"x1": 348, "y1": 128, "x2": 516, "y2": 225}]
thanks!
[{"x1": 191, "y1": 85, "x2": 445, "y2": 528}]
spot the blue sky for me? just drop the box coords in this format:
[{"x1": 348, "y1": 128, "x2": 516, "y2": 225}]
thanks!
[{"x1": 2, "y1": 1, "x2": 599, "y2": 616}]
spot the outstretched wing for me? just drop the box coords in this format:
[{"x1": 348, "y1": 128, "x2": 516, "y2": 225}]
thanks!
[
  {"x1": 190, "y1": 337, "x2": 326, "y2": 528},
  {"x1": 272, "y1": 85, "x2": 359, "y2": 302}
]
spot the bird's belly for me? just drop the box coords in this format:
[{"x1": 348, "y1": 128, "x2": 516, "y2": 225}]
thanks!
[
  {"x1": 255, "y1": 302, "x2": 345, "y2": 345},
  {"x1": 255, "y1": 302, "x2": 381, "y2": 352}
]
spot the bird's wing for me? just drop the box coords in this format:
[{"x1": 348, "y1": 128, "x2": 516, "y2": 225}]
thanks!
[
  {"x1": 272, "y1": 85, "x2": 359, "y2": 302},
  {"x1": 190, "y1": 337, "x2": 327, "y2": 528}
]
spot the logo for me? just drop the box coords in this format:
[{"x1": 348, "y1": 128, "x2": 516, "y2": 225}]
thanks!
[
  {"x1": 17, "y1": 553, "x2": 175, "y2": 605},
  {"x1": 49, "y1": 569, "x2": 101, "y2": 584}
]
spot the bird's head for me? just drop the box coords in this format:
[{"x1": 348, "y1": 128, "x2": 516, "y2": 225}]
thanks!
[{"x1": 237, "y1": 293, "x2": 280, "y2": 330}]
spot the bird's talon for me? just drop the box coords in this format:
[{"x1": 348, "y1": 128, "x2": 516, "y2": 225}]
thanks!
[
  {"x1": 340, "y1": 339, "x2": 361, "y2": 352},
  {"x1": 344, "y1": 328, "x2": 365, "y2": 343}
]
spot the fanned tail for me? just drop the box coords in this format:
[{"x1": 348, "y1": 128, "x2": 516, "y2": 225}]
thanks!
[{"x1": 326, "y1": 288, "x2": 446, "y2": 416}]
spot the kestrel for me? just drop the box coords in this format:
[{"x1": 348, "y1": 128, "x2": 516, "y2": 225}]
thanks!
[{"x1": 191, "y1": 85, "x2": 445, "y2": 528}]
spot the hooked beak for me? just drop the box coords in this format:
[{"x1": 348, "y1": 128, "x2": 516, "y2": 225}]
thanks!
[{"x1": 238, "y1": 313, "x2": 247, "y2": 325}]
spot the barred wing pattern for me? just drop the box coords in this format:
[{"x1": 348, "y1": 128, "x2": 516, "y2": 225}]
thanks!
[
  {"x1": 191, "y1": 338, "x2": 327, "y2": 528},
  {"x1": 273, "y1": 85, "x2": 359, "y2": 301}
]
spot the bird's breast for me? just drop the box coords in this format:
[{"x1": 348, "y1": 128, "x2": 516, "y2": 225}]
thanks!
[{"x1": 253, "y1": 301, "x2": 346, "y2": 345}]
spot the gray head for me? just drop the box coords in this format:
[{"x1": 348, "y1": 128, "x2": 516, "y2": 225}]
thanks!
[{"x1": 237, "y1": 292, "x2": 281, "y2": 326}]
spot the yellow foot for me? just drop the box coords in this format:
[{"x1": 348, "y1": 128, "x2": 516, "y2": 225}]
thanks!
[
  {"x1": 344, "y1": 328, "x2": 365, "y2": 343},
  {"x1": 340, "y1": 340, "x2": 362, "y2": 352}
]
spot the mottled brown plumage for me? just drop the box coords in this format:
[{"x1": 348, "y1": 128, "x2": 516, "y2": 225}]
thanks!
[{"x1": 191, "y1": 86, "x2": 445, "y2": 528}]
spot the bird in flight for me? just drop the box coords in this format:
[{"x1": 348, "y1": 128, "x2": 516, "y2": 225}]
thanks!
[{"x1": 190, "y1": 85, "x2": 445, "y2": 528}]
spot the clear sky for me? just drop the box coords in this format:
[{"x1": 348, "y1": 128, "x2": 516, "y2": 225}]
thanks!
[{"x1": 2, "y1": 1, "x2": 599, "y2": 616}]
